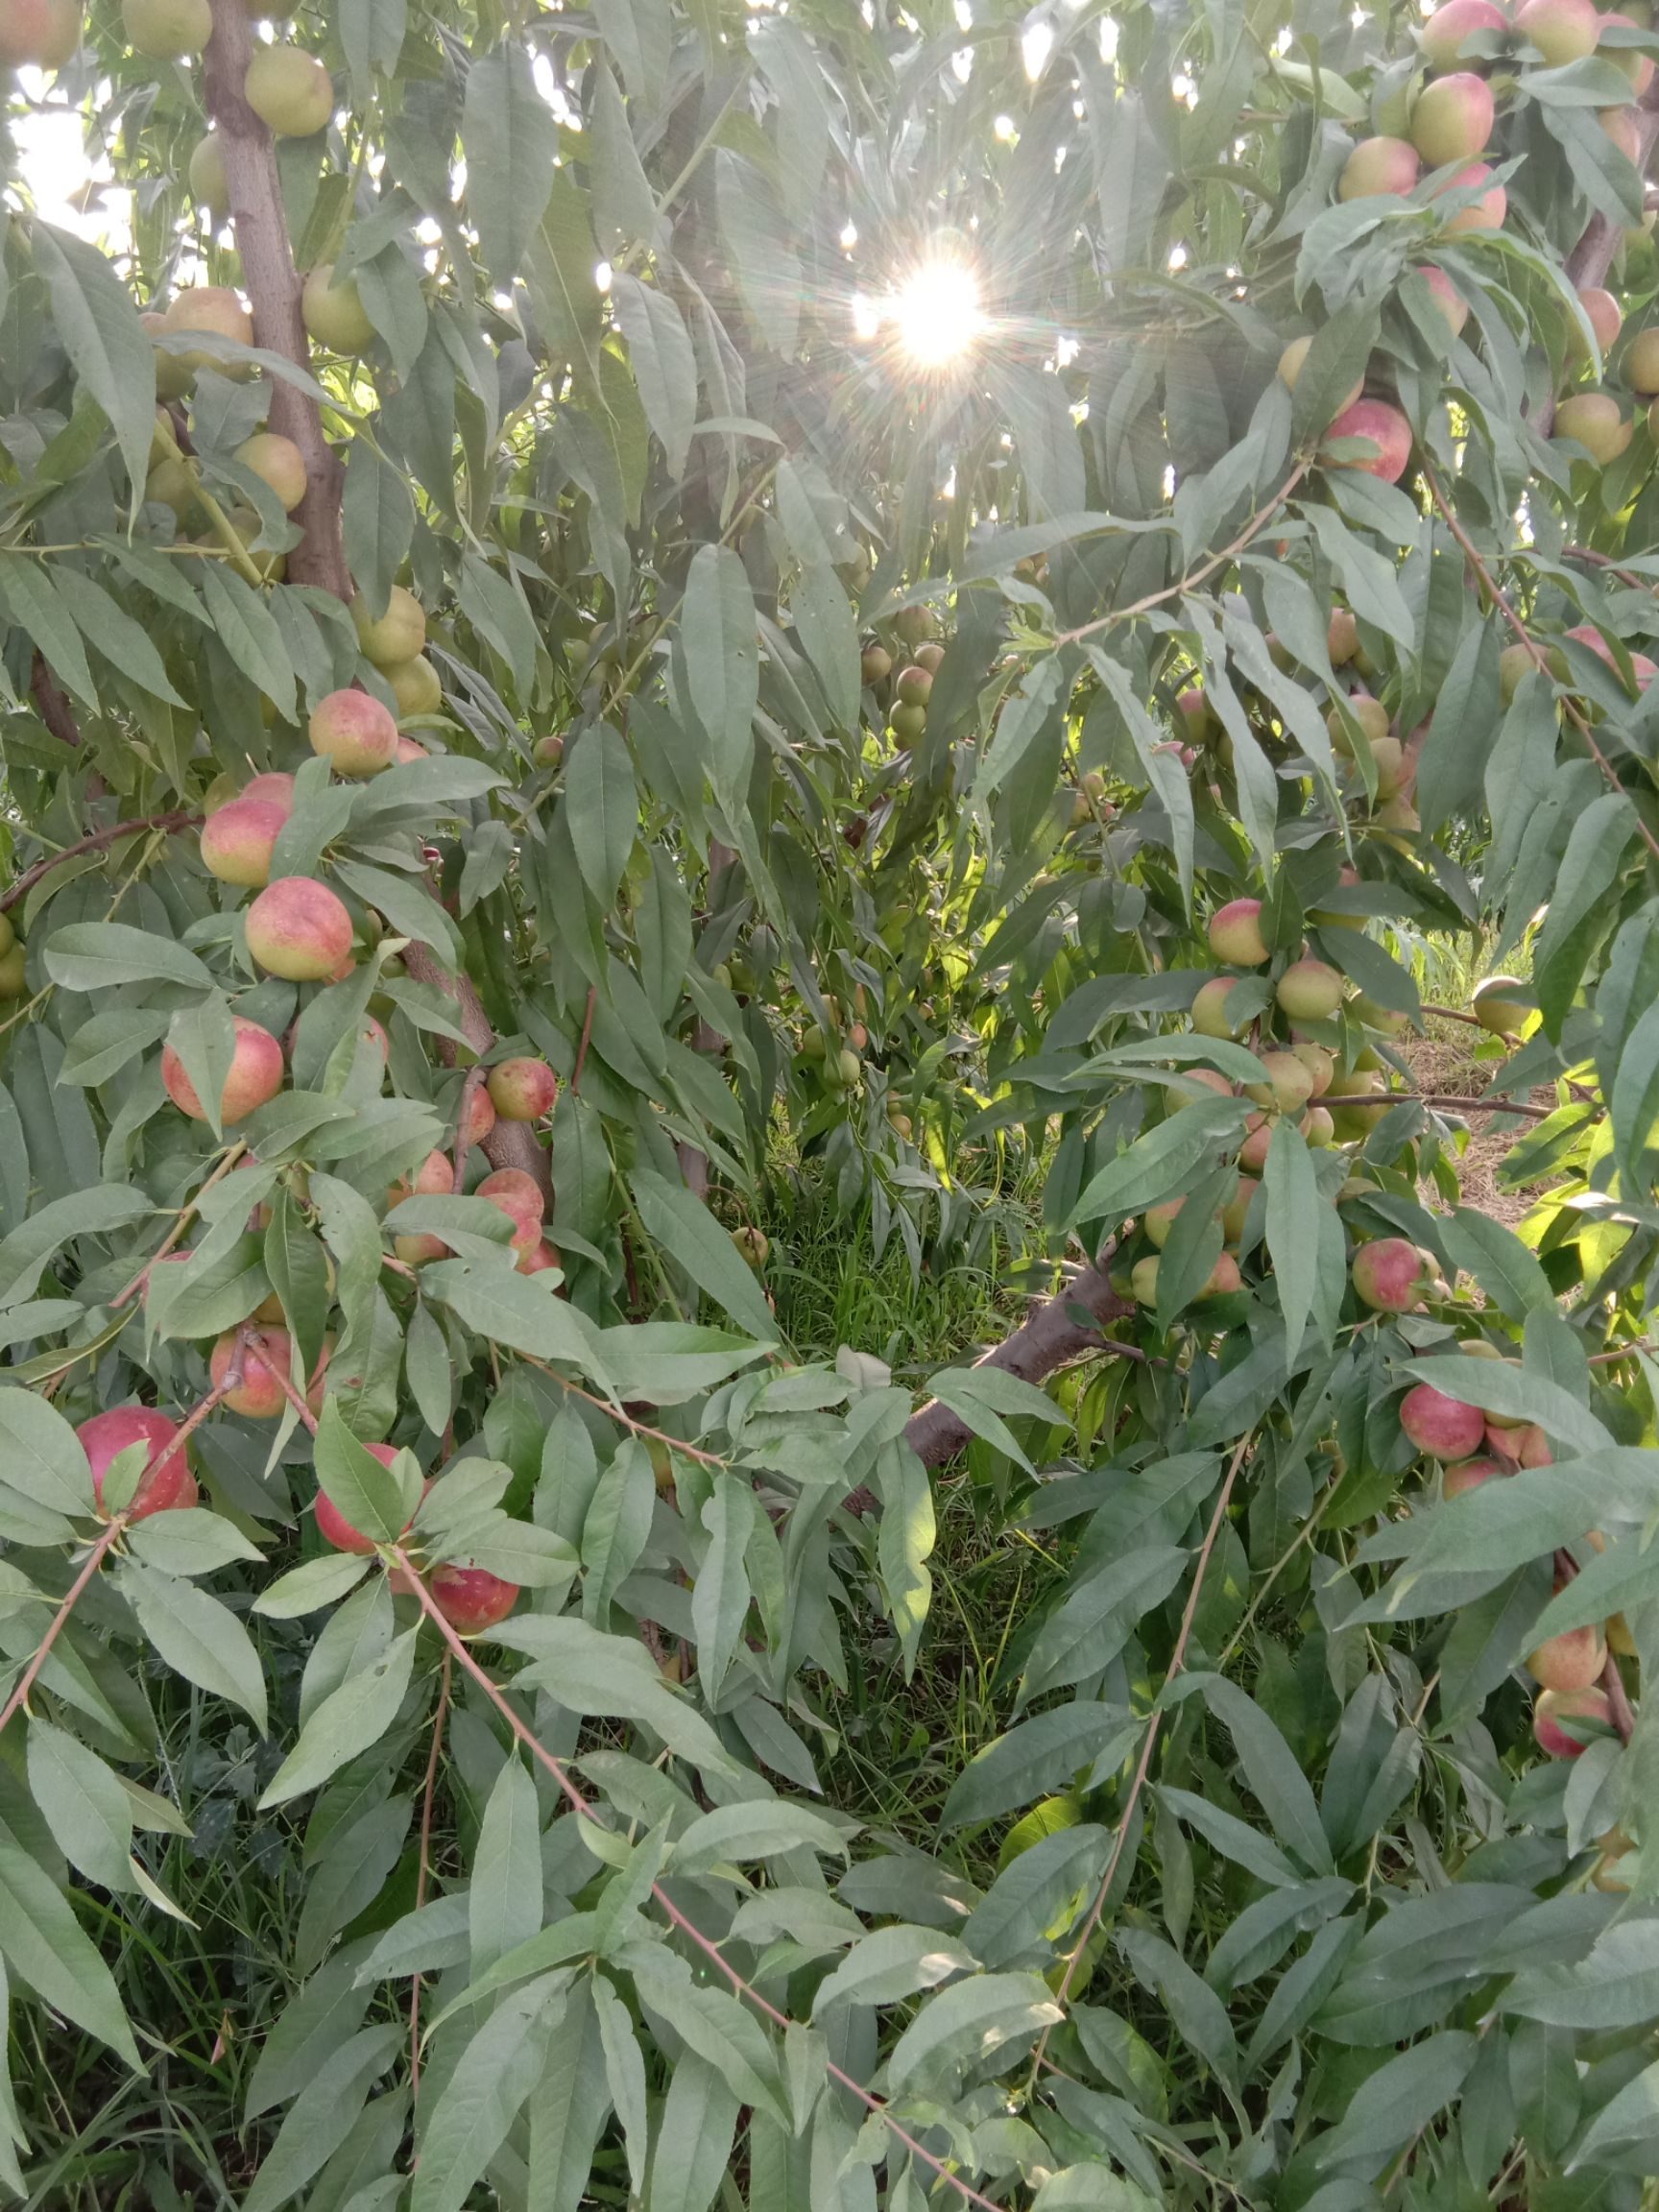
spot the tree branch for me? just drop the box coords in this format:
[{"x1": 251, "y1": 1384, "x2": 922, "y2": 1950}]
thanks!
[
  {"x1": 202, "y1": 0, "x2": 348, "y2": 595},
  {"x1": 30, "y1": 655, "x2": 81, "y2": 746},
  {"x1": 0, "y1": 811, "x2": 200, "y2": 915}
]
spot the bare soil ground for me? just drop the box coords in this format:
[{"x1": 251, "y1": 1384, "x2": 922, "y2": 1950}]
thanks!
[{"x1": 1407, "y1": 1016, "x2": 1553, "y2": 1230}]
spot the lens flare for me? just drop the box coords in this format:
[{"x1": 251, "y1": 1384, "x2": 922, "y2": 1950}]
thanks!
[{"x1": 890, "y1": 260, "x2": 983, "y2": 368}]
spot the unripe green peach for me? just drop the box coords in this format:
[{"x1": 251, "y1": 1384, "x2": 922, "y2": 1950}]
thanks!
[
  {"x1": 1208, "y1": 898, "x2": 1269, "y2": 967},
  {"x1": 1375, "y1": 795, "x2": 1420, "y2": 838},
  {"x1": 1625, "y1": 326, "x2": 1659, "y2": 394},
  {"x1": 732, "y1": 1226, "x2": 769, "y2": 1268},
  {"x1": 161, "y1": 1015, "x2": 283, "y2": 1123},
  {"x1": 1276, "y1": 959, "x2": 1345, "y2": 1022},
  {"x1": 1130, "y1": 1255, "x2": 1161, "y2": 1305},
  {"x1": 890, "y1": 703, "x2": 927, "y2": 743},
  {"x1": 892, "y1": 604, "x2": 939, "y2": 646},
  {"x1": 1369, "y1": 734, "x2": 1407, "y2": 801},
  {"x1": 188, "y1": 132, "x2": 228, "y2": 217},
  {"x1": 1516, "y1": 0, "x2": 1601, "y2": 63},
  {"x1": 915, "y1": 641, "x2": 946, "y2": 674},
  {"x1": 1472, "y1": 975, "x2": 1530, "y2": 1033},
  {"x1": 1338, "y1": 135, "x2": 1421, "y2": 200},
  {"x1": 1553, "y1": 391, "x2": 1633, "y2": 462},
  {"x1": 1301, "y1": 1105, "x2": 1335, "y2": 1146},
  {"x1": 487, "y1": 1058, "x2": 558, "y2": 1121},
  {"x1": 245, "y1": 876, "x2": 354, "y2": 980},
  {"x1": 1142, "y1": 1196, "x2": 1185, "y2": 1248},
  {"x1": 859, "y1": 644, "x2": 892, "y2": 685},
  {"x1": 0, "y1": 943, "x2": 25, "y2": 998},
  {"x1": 895, "y1": 664, "x2": 933, "y2": 706},
  {"x1": 351, "y1": 586, "x2": 425, "y2": 668},
  {"x1": 235, "y1": 431, "x2": 307, "y2": 513},
  {"x1": 199, "y1": 798, "x2": 286, "y2": 888},
  {"x1": 1499, "y1": 641, "x2": 1540, "y2": 701},
  {"x1": 309, "y1": 688, "x2": 397, "y2": 777},
  {"x1": 1328, "y1": 693, "x2": 1390, "y2": 755},
  {"x1": 1277, "y1": 335, "x2": 1363, "y2": 417},
  {"x1": 1244, "y1": 1050, "x2": 1316, "y2": 1114},
  {"x1": 302, "y1": 263, "x2": 374, "y2": 352},
  {"x1": 382, "y1": 654, "x2": 441, "y2": 721},
  {"x1": 122, "y1": 0, "x2": 209, "y2": 58},
  {"x1": 1191, "y1": 976, "x2": 1248, "y2": 1038},
  {"x1": 1411, "y1": 71, "x2": 1495, "y2": 165},
  {"x1": 1289, "y1": 1041, "x2": 1334, "y2": 1095},
  {"x1": 1221, "y1": 1176, "x2": 1257, "y2": 1243},
  {"x1": 145, "y1": 456, "x2": 199, "y2": 522},
  {"x1": 1327, "y1": 609, "x2": 1360, "y2": 665},
  {"x1": 244, "y1": 43, "x2": 333, "y2": 136},
  {"x1": 834, "y1": 1048, "x2": 862, "y2": 1088},
  {"x1": 0, "y1": 0, "x2": 82, "y2": 66},
  {"x1": 0, "y1": 911, "x2": 13, "y2": 960},
  {"x1": 164, "y1": 286, "x2": 253, "y2": 378},
  {"x1": 1202, "y1": 1253, "x2": 1242, "y2": 1297}
]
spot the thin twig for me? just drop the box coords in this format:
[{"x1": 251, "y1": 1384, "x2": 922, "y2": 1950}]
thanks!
[
  {"x1": 1025, "y1": 1431, "x2": 1254, "y2": 2082},
  {"x1": 1423, "y1": 464, "x2": 1659, "y2": 866},
  {"x1": 1601, "y1": 1650, "x2": 1636, "y2": 1745},
  {"x1": 0, "y1": 812, "x2": 200, "y2": 915},
  {"x1": 517, "y1": 1356, "x2": 731, "y2": 1469},
  {"x1": 111, "y1": 1142, "x2": 249, "y2": 1309},
  {"x1": 571, "y1": 987, "x2": 596, "y2": 1095},
  {"x1": 1321, "y1": 1092, "x2": 1558, "y2": 1121},
  {"x1": 1053, "y1": 466, "x2": 1308, "y2": 650},
  {"x1": 389, "y1": 1555, "x2": 1015, "y2": 2211},
  {"x1": 408, "y1": 1650, "x2": 451, "y2": 2131}
]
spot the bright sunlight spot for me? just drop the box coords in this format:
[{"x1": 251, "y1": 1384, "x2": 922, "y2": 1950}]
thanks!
[{"x1": 889, "y1": 260, "x2": 983, "y2": 368}]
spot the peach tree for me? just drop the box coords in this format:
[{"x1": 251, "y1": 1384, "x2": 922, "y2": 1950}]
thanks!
[{"x1": 0, "y1": 0, "x2": 1655, "y2": 2203}]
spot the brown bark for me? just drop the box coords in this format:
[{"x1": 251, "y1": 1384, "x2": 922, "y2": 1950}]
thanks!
[
  {"x1": 402, "y1": 941, "x2": 554, "y2": 1205},
  {"x1": 202, "y1": 0, "x2": 349, "y2": 597},
  {"x1": 30, "y1": 656, "x2": 80, "y2": 746},
  {"x1": 840, "y1": 1253, "x2": 1134, "y2": 1512},
  {"x1": 901, "y1": 1256, "x2": 1133, "y2": 1468}
]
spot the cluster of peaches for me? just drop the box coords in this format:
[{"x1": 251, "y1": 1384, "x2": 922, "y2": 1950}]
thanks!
[
  {"x1": 1277, "y1": 0, "x2": 1658, "y2": 487},
  {"x1": 75, "y1": 1401, "x2": 517, "y2": 1633}
]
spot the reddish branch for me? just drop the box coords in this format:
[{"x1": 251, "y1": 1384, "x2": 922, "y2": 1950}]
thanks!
[
  {"x1": 30, "y1": 656, "x2": 80, "y2": 747},
  {"x1": 408, "y1": 1650, "x2": 451, "y2": 2127},
  {"x1": 202, "y1": 0, "x2": 348, "y2": 595},
  {"x1": 0, "y1": 811, "x2": 200, "y2": 915}
]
